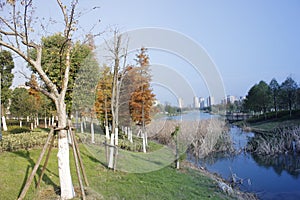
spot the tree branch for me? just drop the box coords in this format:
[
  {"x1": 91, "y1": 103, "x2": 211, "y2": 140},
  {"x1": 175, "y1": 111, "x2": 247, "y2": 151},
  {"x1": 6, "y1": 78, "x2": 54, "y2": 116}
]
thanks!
[
  {"x1": 24, "y1": 0, "x2": 33, "y2": 54},
  {"x1": 0, "y1": 40, "x2": 35, "y2": 66},
  {"x1": 26, "y1": 81, "x2": 56, "y2": 102},
  {"x1": 0, "y1": 30, "x2": 18, "y2": 36},
  {"x1": 57, "y1": 0, "x2": 68, "y2": 28},
  {"x1": 11, "y1": 3, "x2": 20, "y2": 48},
  {"x1": 58, "y1": 0, "x2": 78, "y2": 99}
]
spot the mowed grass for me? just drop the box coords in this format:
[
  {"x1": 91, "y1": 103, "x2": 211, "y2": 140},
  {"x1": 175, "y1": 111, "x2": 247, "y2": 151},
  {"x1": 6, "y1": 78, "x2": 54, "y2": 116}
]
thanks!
[
  {"x1": 0, "y1": 143, "x2": 231, "y2": 200},
  {"x1": 243, "y1": 110, "x2": 300, "y2": 132},
  {"x1": 250, "y1": 118, "x2": 300, "y2": 131}
]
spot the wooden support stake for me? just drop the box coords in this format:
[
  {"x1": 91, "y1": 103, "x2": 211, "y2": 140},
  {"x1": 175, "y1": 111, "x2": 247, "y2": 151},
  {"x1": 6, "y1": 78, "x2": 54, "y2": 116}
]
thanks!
[
  {"x1": 104, "y1": 140, "x2": 109, "y2": 163},
  {"x1": 113, "y1": 146, "x2": 118, "y2": 171},
  {"x1": 69, "y1": 127, "x2": 86, "y2": 200},
  {"x1": 37, "y1": 128, "x2": 56, "y2": 188},
  {"x1": 69, "y1": 124, "x2": 89, "y2": 187},
  {"x1": 18, "y1": 128, "x2": 54, "y2": 200}
]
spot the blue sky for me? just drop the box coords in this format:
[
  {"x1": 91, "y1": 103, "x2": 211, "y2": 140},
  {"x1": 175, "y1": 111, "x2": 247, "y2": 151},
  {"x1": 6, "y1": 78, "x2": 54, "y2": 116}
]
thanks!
[{"x1": 11, "y1": 0, "x2": 300, "y2": 105}]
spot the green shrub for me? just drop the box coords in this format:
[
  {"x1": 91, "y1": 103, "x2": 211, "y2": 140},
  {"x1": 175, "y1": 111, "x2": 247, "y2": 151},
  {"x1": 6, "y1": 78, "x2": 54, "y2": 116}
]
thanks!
[
  {"x1": 119, "y1": 137, "x2": 143, "y2": 152},
  {"x1": 7, "y1": 126, "x2": 32, "y2": 134},
  {"x1": 0, "y1": 131, "x2": 57, "y2": 152}
]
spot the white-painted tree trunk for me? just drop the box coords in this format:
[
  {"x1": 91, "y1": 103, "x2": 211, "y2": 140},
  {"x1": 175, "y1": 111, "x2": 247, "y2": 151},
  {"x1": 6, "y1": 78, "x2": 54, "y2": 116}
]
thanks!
[
  {"x1": 115, "y1": 127, "x2": 118, "y2": 146},
  {"x1": 2, "y1": 116, "x2": 7, "y2": 131},
  {"x1": 91, "y1": 120, "x2": 95, "y2": 143},
  {"x1": 142, "y1": 133, "x2": 147, "y2": 153},
  {"x1": 58, "y1": 137, "x2": 75, "y2": 199},
  {"x1": 52, "y1": 116, "x2": 55, "y2": 126},
  {"x1": 48, "y1": 117, "x2": 51, "y2": 127},
  {"x1": 27, "y1": 116, "x2": 29, "y2": 122},
  {"x1": 56, "y1": 101, "x2": 75, "y2": 199},
  {"x1": 44, "y1": 117, "x2": 47, "y2": 128},
  {"x1": 80, "y1": 120, "x2": 84, "y2": 134},
  {"x1": 30, "y1": 123, "x2": 33, "y2": 130},
  {"x1": 83, "y1": 117, "x2": 86, "y2": 129},
  {"x1": 105, "y1": 125, "x2": 110, "y2": 140},
  {"x1": 75, "y1": 110, "x2": 79, "y2": 130},
  {"x1": 124, "y1": 127, "x2": 128, "y2": 136},
  {"x1": 108, "y1": 133, "x2": 115, "y2": 169},
  {"x1": 34, "y1": 118, "x2": 37, "y2": 128},
  {"x1": 145, "y1": 132, "x2": 148, "y2": 146},
  {"x1": 36, "y1": 116, "x2": 39, "y2": 126},
  {"x1": 129, "y1": 128, "x2": 133, "y2": 143},
  {"x1": 20, "y1": 120, "x2": 22, "y2": 127}
]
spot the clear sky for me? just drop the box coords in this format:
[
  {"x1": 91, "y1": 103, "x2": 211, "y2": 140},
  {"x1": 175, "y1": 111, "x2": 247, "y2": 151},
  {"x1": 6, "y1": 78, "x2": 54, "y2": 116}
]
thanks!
[{"x1": 11, "y1": 0, "x2": 300, "y2": 105}]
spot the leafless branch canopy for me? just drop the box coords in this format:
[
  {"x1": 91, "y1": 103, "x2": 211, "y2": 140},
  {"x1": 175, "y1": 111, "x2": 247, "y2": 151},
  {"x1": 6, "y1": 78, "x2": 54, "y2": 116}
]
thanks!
[{"x1": 0, "y1": 0, "x2": 78, "y2": 103}]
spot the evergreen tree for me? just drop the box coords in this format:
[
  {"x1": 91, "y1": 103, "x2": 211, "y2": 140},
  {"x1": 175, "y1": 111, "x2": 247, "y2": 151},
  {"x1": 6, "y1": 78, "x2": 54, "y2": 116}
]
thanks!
[
  {"x1": 0, "y1": 50, "x2": 14, "y2": 109},
  {"x1": 269, "y1": 78, "x2": 280, "y2": 117},
  {"x1": 29, "y1": 33, "x2": 93, "y2": 114},
  {"x1": 10, "y1": 88, "x2": 35, "y2": 119},
  {"x1": 280, "y1": 77, "x2": 298, "y2": 117},
  {"x1": 244, "y1": 80, "x2": 271, "y2": 118}
]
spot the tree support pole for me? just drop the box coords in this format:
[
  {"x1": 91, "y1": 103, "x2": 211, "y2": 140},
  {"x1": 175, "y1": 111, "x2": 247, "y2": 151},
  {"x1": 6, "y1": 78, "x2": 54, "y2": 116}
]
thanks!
[
  {"x1": 37, "y1": 127, "x2": 56, "y2": 188},
  {"x1": 69, "y1": 126, "x2": 86, "y2": 200},
  {"x1": 68, "y1": 120, "x2": 89, "y2": 186},
  {"x1": 18, "y1": 128, "x2": 54, "y2": 200},
  {"x1": 18, "y1": 123, "x2": 89, "y2": 200}
]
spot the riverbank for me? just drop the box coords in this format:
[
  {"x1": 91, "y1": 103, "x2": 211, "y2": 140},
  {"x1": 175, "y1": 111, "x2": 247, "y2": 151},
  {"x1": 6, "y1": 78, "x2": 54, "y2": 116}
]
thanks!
[
  {"x1": 0, "y1": 143, "x2": 257, "y2": 200},
  {"x1": 233, "y1": 110, "x2": 300, "y2": 133}
]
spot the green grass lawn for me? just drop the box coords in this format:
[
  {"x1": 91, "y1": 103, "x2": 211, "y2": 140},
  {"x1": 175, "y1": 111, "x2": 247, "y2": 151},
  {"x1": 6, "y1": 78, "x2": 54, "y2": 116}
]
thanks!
[
  {"x1": 235, "y1": 110, "x2": 300, "y2": 133},
  {"x1": 0, "y1": 144, "x2": 231, "y2": 200},
  {"x1": 248, "y1": 118, "x2": 300, "y2": 133}
]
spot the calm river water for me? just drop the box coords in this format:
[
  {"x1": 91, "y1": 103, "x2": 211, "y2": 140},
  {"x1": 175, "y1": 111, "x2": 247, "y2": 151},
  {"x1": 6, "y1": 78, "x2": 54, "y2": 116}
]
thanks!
[{"x1": 177, "y1": 111, "x2": 300, "y2": 200}]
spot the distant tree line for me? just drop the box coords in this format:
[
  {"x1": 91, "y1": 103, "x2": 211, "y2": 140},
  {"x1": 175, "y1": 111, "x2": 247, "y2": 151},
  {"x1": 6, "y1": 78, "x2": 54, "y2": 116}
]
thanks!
[{"x1": 243, "y1": 76, "x2": 300, "y2": 117}]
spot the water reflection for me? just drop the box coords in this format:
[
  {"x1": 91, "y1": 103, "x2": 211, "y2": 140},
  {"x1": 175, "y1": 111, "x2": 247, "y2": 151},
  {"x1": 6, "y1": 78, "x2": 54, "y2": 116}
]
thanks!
[
  {"x1": 251, "y1": 153, "x2": 300, "y2": 178},
  {"x1": 197, "y1": 126, "x2": 300, "y2": 200}
]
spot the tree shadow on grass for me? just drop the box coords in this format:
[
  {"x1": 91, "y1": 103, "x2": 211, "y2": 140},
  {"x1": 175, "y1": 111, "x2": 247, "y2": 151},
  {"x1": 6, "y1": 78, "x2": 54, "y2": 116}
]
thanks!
[
  {"x1": 80, "y1": 151, "x2": 108, "y2": 168},
  {"x1": 13, "y1": 150, "x2": 60, "y2": 197}
]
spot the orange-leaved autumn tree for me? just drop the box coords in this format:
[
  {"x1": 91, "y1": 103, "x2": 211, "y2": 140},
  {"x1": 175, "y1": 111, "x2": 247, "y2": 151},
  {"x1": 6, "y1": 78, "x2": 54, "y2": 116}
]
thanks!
[
  {"x1": 95, "y1": 65, "x2": 113, "y2": 128},
  {"x1": 28, "y1": 74, "x2": 41, "y2": 117},
  {"x1": 129, "y1": 47, "x2": 155, "y2": 127}
]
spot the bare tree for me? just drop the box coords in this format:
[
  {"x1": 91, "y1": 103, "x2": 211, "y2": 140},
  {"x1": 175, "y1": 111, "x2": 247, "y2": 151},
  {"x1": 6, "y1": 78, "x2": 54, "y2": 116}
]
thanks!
[
  {"x1": 108, "y1": 31, "x2": 128, "y2": 145},
  {"x1": 0, "y1": 1, "x2": 80, "y2": 198}
]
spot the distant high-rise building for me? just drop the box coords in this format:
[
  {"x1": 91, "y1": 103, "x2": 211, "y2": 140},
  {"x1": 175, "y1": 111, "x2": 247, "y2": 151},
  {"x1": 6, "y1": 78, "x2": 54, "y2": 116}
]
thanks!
[
  {"x1": 178, "y1": 97, "x2": 184, "y2": 108},
  {"x1": 207, "y1": 96, "x2": 215, "y2": 107},
  {"x1": 193, "y1": 96, "x2": 200, "y2": 109},
  {"x1": 226, "y1": 95, "x2": 236, "y2": 104},
  {"x1": 221, "y1": 97, "x2": 227, "y2": 105},
  {"x1": 199, "y1": 97, "x2": 205, "y2": 109}
]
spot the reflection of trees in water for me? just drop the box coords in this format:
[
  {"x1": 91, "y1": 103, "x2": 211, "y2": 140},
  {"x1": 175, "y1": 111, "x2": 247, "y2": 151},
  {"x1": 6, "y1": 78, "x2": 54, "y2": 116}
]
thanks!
[
  {"x1": 251, "y1": 153, "x2": 300, "y2": 178},
  {"x1": 197, "y1": 151, "x2": 239, "y2": 166}
]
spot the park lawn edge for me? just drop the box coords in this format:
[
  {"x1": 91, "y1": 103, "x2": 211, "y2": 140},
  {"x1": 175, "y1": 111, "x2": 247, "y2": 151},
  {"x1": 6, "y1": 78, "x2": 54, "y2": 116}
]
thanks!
[{"x1": 0, "y1": 144, "x2": 247, "y2": 200}]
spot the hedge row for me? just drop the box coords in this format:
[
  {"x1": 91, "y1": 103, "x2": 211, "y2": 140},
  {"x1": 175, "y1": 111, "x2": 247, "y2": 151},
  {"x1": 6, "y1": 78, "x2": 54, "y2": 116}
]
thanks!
[{"x1": 0, "y1": 131, "x2": 58, "y2": 152}]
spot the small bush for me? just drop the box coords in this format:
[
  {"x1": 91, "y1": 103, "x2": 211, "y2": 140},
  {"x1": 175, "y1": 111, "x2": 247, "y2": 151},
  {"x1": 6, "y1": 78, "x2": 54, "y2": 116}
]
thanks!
[
  {"x1": 119, "y1": 137, "x2": 143, "y2": 152},
  {"x1": 7, "y1": 126, "x2": 32, "y2": 134},
  {"x1": 0, "y1": 131, "x2": 57, "y2": 152}
]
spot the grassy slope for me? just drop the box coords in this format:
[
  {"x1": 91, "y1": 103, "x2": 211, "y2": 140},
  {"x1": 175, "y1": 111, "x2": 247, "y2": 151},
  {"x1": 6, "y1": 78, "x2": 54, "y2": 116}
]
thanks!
[
  {"x1": 0, "y1": 145, "x2": 231, "y2": 200},
  {"x1": 235, "y1": 110, "x2": 300, "y2": 132}
]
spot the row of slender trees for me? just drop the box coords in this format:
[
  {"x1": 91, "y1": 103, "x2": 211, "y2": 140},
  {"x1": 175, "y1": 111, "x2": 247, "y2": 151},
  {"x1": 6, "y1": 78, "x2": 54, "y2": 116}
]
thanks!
[
  {"x1": 95, "y1": 47, "x2": 155, "y2": 129},
  {"x1": 1, "y1": 32, "x2": 156, "y2": 138},
  {"x1": 4, "y1": 36, "x2": 156, "y2": 133},
  {"x1": 0, "y1": 1, "x2": 155, "y2": 198},
  {"x1": 244, "y1": 76, "x2": 300, "y2": 117}
]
